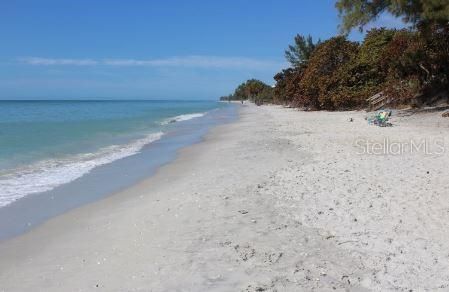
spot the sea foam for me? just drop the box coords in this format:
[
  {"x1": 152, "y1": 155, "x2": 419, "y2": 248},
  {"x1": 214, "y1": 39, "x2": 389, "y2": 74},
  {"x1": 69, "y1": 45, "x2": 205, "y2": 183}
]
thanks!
[
  {"x1": 160, "y1": 113, "x2": 206, "y2": 125},
  {"x1": 0, "y1": 132, "x2": 164, "y2": 207}
]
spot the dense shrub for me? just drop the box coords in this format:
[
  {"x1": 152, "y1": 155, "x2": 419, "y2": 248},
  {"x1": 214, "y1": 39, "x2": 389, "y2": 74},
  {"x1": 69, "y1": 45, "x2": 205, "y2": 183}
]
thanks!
[
  {"x1": 298, "y1": 36, "x2": 359, "y2": 110},
  {"x1": 221, "y1": 4, "x2": 449, "y2": 111},
  {"x1": 273, "y1": 67, "x2": 305, "y2": 105},
  {"x1": 326, "y1": 28, "x2": 396, "y2": 109},
  {"x1": 270, "y1": 25, "x2": 448, "y2": 110},
  {"x1": 335, "y1": 0, "x2": 449, "y2": 107},
  {"x1": 378, "y1": 24, "x2": 448, "y2": 105},
  {"x1": 419, "y1": 23, "x2": 449, "y2": 92}
]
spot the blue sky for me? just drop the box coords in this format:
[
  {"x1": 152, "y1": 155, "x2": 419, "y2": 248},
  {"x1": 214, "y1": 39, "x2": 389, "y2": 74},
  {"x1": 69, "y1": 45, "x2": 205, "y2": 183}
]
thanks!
[{"x1": 0, "y1": 0, "x2": 406, "y2": 100}]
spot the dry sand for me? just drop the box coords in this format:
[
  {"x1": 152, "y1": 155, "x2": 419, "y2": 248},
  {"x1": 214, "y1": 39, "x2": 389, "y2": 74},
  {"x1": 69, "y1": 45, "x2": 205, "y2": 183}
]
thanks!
[{"x1": 1, "y1": 104, "x2": 449, "y2": 291}]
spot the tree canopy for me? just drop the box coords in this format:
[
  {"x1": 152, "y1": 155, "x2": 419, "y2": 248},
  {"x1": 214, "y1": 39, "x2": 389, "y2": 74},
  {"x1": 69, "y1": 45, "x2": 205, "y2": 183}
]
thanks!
[
  {"x1": 284, "y1": 34, "x2": 321, "y2": 67},
  {"x1": 299, "y1": 36, "x2": 360, "y2": 109},
  {"x1": 336, "y1": 0, "x2": 449, "y2": 33},
  {"x1": 226, "y1": 79, "x2": 273, "y2": 104}
]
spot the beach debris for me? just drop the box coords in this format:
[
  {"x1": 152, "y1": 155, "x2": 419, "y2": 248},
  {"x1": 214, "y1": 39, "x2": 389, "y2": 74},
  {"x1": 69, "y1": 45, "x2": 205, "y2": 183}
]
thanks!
[
  {"x1": 244, "y1": 284, "x2": 271, "y2": 292},
  {"x1": 341, "y1": 275, "x2": 351, "y2": 285},
  {"x1": 442, "y1": 111, "x2": 449, "y2": 117},
  {"x1": 265, "y1": 252, "x2": 283, "y2": 264},
  {"x1": 338, "y1": 240, "x2": 359, "y2": 245},
  {"x1": 219, "y1": 240, "x2": 232, "y2": 247},
  {"x1": 367, "y1": 110, "x2": 392, "y2": 127},
  {"x1": 349, "y1": 118, "x2": 354, "y2": 122},
  {"x1": 234, "y1": 244, "x2": 256, "y2": 261},
  {"x1": 238, "y1": 209, "x2": 249, "y2": 214}
]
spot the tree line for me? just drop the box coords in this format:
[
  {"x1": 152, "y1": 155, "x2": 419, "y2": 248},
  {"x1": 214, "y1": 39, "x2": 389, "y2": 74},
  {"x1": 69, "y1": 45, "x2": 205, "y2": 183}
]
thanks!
[{"x1": 220, "y1": 0, "x2": 449, "y2": 110}]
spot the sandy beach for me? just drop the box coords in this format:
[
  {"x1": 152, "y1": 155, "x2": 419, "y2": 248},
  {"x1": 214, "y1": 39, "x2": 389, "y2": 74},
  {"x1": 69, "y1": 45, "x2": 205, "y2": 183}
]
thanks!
[{"x1": 1, "y1": 104, "x2": 449, "y2": 291}]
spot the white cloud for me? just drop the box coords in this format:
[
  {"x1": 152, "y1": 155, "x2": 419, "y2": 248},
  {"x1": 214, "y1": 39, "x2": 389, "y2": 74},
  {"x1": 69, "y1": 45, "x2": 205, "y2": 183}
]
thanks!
[
  {"x1": 19, "y1": 57, "x2": 98, "y2": 66},
  {"x1": 105, "y1": 56, "x2": 284, "y2": 69},
  {"x1": 19, "y1": 56, "x2": 285, "y2": 70}
]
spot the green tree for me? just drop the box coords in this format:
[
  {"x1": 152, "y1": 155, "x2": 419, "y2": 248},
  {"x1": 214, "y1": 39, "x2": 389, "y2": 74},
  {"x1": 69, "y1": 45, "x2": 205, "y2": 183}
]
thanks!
[
  {"x1": 349, "y1": 28, "x2": 396, "y2": 94},
  {"x1": 336, "y1": 0, "x2": 449, "y2": 33},
  {"x1": 359, "y1": 28, "x2": 396, "y2": 67},
  {"x1": 299, "y1": 36, "x2": 360, "y2": 109},
  {"x1": 379, "y1": 26, "x2": 449, "y2": 104},
  {"x1": 285, "y1": 34, "x2": 321, "y2": 67},
  {"x1": 273, "y1": 67, "x2": 306, "y2": 105},
  {"x1": 232, "y1": 79, "x2": 273, "y2": 103}
]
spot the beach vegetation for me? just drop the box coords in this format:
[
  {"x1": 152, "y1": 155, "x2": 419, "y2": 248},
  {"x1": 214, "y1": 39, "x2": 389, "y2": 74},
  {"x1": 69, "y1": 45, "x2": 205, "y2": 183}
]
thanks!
[
  {"x1": 221, "y1": 79, "x2": 273, "y2": 104},
  {"x1": 336, "y1": 0, "x2": 449, "y2": 33},
  {"x1": 285, "y1": 34, "x2": 321, "y2": 67},
  {"x1": 222, "y1": 2, "x2": 448, "y2": 111}
]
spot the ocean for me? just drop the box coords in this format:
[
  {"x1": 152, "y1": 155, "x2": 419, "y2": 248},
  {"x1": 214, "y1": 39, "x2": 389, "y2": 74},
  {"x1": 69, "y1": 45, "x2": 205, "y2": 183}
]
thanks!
[{"x1": 0, "y1": 100, "x2": 234, "y2": 212}]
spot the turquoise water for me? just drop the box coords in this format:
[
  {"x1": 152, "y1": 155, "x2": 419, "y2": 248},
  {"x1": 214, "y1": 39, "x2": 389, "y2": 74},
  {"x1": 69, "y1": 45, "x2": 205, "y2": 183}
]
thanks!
[{"x1": 0, "y1": 100, "x2": 227, "y2": 207}]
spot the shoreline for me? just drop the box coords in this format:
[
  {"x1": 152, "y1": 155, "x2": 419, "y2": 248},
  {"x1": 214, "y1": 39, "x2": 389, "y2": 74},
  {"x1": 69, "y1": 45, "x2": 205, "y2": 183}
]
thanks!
[
  {"x1": 0, "y1": 103, "x2": 237, "y2": 242},
  {"x1": 1, "y1": 104, "x2": 449, "y2": 291},
  {"x1": 0, "y1": 104, "x2": 237, "y2": 241}
]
